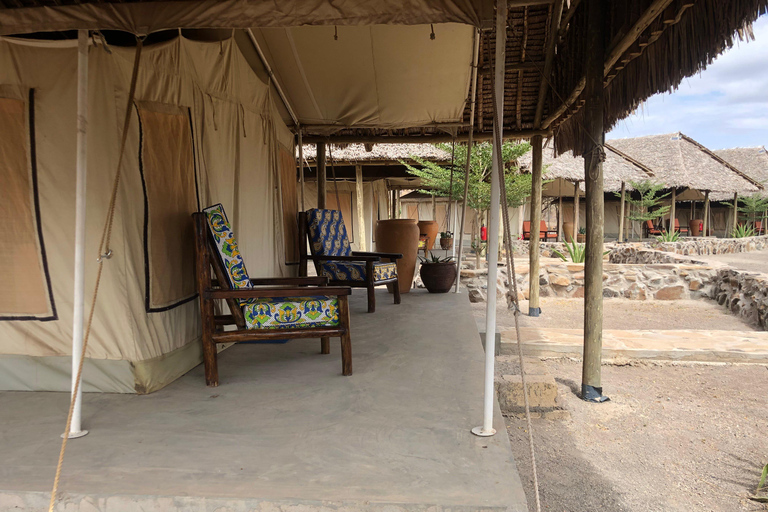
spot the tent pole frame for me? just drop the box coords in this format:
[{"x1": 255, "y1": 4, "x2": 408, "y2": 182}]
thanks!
[
  {"x1": 454, "y1": 27, "x2": 480, "y2": 293},
  {"x1": 472, "y1": 0, "x2": 505, "y2": 438},
  {"x1": 528, "y1": 135, "x2": 543, "y2": 316},
  {"x1": 68, "y1": 29, "x2": 90, "y2": 439}
]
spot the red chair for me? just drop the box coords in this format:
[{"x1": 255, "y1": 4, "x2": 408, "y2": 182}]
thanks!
[
  {"x1": 522, "y1": 221, "x2": 533, "y2": 240},
  {"x1": 674, "y1": 218, "x2": 688, "y2": 235},
  {"x1": 755, "y1": 221, "x2": 764, "y2": 235},
  {"x1": 540, "y1": 221, "x2": 558, "y2": 241},
  {"x1": 645, "y1": 220, "x2": 662, "y2": 236}
]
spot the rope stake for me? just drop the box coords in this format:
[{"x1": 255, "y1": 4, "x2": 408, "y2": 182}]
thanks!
[{"x1": 48, "y1": 36, "x2": 143, "y2": 512}]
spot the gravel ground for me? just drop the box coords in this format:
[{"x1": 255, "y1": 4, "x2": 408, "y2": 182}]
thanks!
[
  {"x1": 473, "y1": 297, "x2": 757, "y2": 332},
  {"x1": 506, "y1": 359, "x2": 768, "y2": 512},
  {"x1": 694, "y1": 250, "x2": 768, "y2": 274}
]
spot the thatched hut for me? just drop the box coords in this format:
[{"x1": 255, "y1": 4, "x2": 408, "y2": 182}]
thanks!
[{"x1": 715, "y1": 146, "x2": 768, "y2": 196}]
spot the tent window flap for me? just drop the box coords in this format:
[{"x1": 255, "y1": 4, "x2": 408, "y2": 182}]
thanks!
[
  {"x1": 0, "y1": 90, "x2": 56, "y2": 321},
  {"x1": 137, "y1": 104, "x2": 198, "y2": 312}
]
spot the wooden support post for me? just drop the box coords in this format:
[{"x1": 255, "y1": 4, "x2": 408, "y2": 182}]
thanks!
[
  {"x1": 669, "y1": 188, "x2": 676, "y2": 235},
  {"x1": 558, "y1": 195, "x2": 563, "y2": 241},
  {"x1": 432, "y1": 194, "x2": 437, "y2": 220},
  {"x1": 356, "y1": 165, "x2": 367, "y2": 251},
  {"x1": 529, "y1": 135, "x2": 543, "y2": 316},
  {"x1": 703, "y1": 190, "x2": 710, "y2": 237},
  {"x1": 729, "y1": 192, "x2": 738, "y2": 236},
  {"x1": 581, "y1": 0, "x2": 607, "y2": 403},
  {"x1": 573, "y1": 181, "x2": 580, "y2": 241},
  {"x1": 317, "y1": 142, "x2": 327, "y2": 209},
  {"x1": 618, "y1": 182, "x2": 626, "y2": 242}
]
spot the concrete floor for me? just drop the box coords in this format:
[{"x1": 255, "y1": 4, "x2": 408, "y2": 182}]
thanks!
[{"x1": 0, "y1": 290, "x2": 527, "y2": 512}]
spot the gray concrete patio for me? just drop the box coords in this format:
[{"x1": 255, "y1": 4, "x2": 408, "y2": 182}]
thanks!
[{"x1": 0, "y1": 289, "x2": 527, "y2": 511}]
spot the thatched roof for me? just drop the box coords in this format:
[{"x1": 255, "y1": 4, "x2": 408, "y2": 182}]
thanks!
[
  {"x1": 301, "y1": 143, "x2": 451, "y2": 164},
  {"x1": 518, "y1": 140, "x2": 654, "y2": 193},
  {"x1": 1, "y1": 0, "x2": 766, "y2": 156},
  {"x1": 608, "y1": 132, "x2": 761, "y2": 195},
  {"x1": 714, "y1": 146, "x2": 768, "y2": 189}
]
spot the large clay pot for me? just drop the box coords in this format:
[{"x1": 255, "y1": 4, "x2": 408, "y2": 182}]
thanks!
[
  {"x1": 440, "y1": 237, "x2": 454, "y2": 250},
  {"x1": 376, "y1": 219, "x2": 419, "y2": 294},
  {"x1": 689, "y1": 219, "x2": 702, "y2": 237},
  {"x1": 563, "y1": 221, "x2": 574, "y2": 243},
  {"x1": 417, "y1": 220, "x2": 439, "y2": 250},
  {"x1": 420, "y1": 262, "x2": 458, "y2": 293}
]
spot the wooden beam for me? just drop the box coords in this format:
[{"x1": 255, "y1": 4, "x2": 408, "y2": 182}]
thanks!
[
  {"x1": 703, "y1": 190, "x2": 710, "y2": 236},
  {"x1": 356, "y1": 164, "x2": 367, "y2": 251},
  {"x1": 533, "y1": 0, "x2": 565, "y2": 128},
  {"x1": 508, "y1": 0, "x2": 554, "y2": 6},
  {"x1": 573, "y1": 180, "x2": 580, "y2": 240},
  {"x1": 317, "y1": 142, "x2": 326, "y2": 209},
  {"x1": 618, "y1": 181, "x2": 625, "y2": 242},
  {"x1": 581, "y1": 0, "x2": 607, "y2": 402},
  {"x1": 516, "y1": 6, "x2": 529, "y2": 130},
  {"x1": 529, "y1": 135, "x2": 543, "y2": 316},
  {"x1": 302, "y1": 129, "x2": 551, "y2": 145},
  {"x1": 669, "y1": 187, "x2": 676, "y2": 235},
  {"x1": 557, "y1": 0, "x2": 583, "y2": 40}
]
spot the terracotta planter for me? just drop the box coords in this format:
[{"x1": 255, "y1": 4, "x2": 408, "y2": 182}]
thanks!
[
  {"x1": 417, "y1": 220, "x2": 439, "y2": 250},
  {"x1": 689, "y1": 219, "x2": 702, "y2": 237},
  {"x1": 440, "y1": 237, "x2": 454, "y2": 250},
  {"x1": 563, "y1": 222, "x2": 574, "y2": 243},
  {"x1": 420, "y1": 262, "x2": 458, "y2": 293},
  {"x1": 375, "y1": 219, "x2": 419, "y2": 294}
]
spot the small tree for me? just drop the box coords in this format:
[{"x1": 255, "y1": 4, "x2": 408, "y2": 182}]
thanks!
[
  {"x1": 401, "y1": 141, "x2": 534, "y2": 240},
  {"x1": 736, "y1": 194, "x2": 768, "y2": 228},
  {"x1": 618, "y1": 180, "x2": 671, "y2": 239}
]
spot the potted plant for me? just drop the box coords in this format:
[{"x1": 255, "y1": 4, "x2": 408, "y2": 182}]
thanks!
[
  {"x1": 439, "y1": 231, "x2": 454, "y2": 250},
  {"x1": 576, "y1": 227, "x2": 586, "y2": 243},
  {"x1": 419, "y1": 253, "x2": 457, "y2": 293}
]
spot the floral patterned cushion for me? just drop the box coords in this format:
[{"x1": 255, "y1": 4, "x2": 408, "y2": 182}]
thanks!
[
  {"x1": 241, "y1": 296, "x2": 340, "y2": 329},
  {"x1": 203, "y1": 204, "x2": 252, "y2": 292},
  {"x1": 320, "y1": 261, "x2": 398, "y2": 283},
  {"x1": 306, "y1": 209, "x2": 352, "y2": 257}
]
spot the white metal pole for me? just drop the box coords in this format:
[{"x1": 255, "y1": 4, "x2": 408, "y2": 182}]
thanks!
[
  {"x1": 473, "y1": 0, "x2": 505, "y2": 438},
  {"x1": 68, "y1": 29, "x2": 89, "y2": 439},
  {"x1": 298, "y1": 128, "x2": 305, "y2": 211}
]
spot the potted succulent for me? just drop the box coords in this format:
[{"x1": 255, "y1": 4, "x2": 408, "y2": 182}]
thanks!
[
  {"x1": 439, "y1": 230, "x2": 454, "y2": 250},
  {"x1": 419, "y1": 253, "x2": 457, "y2": 293},
  {"x1": 576, "y1": 227, "x2": 586, "y2": 243}
]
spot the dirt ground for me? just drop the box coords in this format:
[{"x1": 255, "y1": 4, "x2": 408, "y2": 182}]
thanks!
[
  {"x1": 694, "y1": 249, "x2": 768, "y2": 274},
  {"x1": 473, "y1": 297, "x2": 758, "y2": 332},
  {"x1": 506, "y1": 359, "x2": 768, "y2": 512}
]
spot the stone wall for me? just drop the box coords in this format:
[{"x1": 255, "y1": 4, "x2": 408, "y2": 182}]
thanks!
[
  {"x1": 712, "y1": 268, "x2": 768, "y2": 330},
  {"x1": 461, "y1": 261, "x2": 717, "y2": 303}
]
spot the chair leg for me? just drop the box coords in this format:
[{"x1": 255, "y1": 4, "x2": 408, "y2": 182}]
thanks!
[
  {"x1": 340, "y1": 331, "x2": 352, "y2": 376},
  {"x1": 321, "y1": 336, "x2": 330, "y2": 354},
  {"x1": 202, "y1": 330, "x2": 219, "y2": 387},
  {"x1": 393, "y1": 279, "x2": 401, "y2": 304},
  {"x1": 367, "y1": 281, "x2": 376, "y2": 313}
]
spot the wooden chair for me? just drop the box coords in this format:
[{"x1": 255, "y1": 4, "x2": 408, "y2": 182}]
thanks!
[
  {"x1": 522, "y1": 221, "x2": 533, "y2": 240},
  {"x1": 755, "y1": 221, "x2": 764, "y2": 235},
  {"x1": 194, "y1": 204, "x2": 353, "y2": 386},
  {"x1": 645, "y1": 220, "x2": 663, "y2": 236},
  {"x1": 299, "y1": 209, "x2": 402, "y2": 313},
  {"x1": 540, "y1": 220, "x2": 558, "y2": 241},
  {"x1": 673, "y1": 218, "x2": 688, "y2": 235}
]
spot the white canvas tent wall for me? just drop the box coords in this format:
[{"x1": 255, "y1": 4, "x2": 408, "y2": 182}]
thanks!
[{"x1": 0, "y1": 35, "x2": 295, "y2": 393}]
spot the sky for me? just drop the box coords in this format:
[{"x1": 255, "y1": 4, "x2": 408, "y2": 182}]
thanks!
[{"x1": 607, "y1": 14, "x2": 768, "y2": 150}]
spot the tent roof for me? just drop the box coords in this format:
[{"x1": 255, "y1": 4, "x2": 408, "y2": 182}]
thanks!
[
  {"x1": 608, "y1": 132, "x2": 762, "y2": 194},
  {"x1": 0, "y1": 0, "x2": 765, "y2": 156}
]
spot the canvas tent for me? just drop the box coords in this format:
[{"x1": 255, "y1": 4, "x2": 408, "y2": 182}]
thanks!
[{"x1": 0, "y1": 35, "x2": 296, "y2": 393}]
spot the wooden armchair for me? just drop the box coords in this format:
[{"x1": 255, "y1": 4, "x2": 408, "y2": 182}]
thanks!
[
  {"x1": 540, "y1": 221, "x2": 558, "y2": 241},
  {"x1": 194, "y1": 204, "x2": 352, "y2": 387},
  {"x1": 645, "y1": 220, "x2": 663, "y2": 236},
  {"x1": 298, "y1": 209, "x2": 402, "y2": 313}
]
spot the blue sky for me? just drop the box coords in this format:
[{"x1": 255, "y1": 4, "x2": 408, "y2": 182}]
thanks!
[{"x1": 607, "y1": 14, "x2": 768, "y2": 150}]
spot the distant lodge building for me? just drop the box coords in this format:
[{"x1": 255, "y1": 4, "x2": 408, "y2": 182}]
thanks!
[{"x1": 301, "y1": 137, "x2": 766, "y2": 246}]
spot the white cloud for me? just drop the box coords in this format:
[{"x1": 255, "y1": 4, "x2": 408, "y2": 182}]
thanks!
[{"x1": 608, "y1": 14, "x2": 768, "y2": 149}]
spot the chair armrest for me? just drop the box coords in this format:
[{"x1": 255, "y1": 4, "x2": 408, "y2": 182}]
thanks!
[
  {"x1": 351, "y1": 251, "x2": 403, "y2": 260},
  {"x1": 249, "y1": 277, "x2": 329, "y2": 286},
  {"x1": 310, "y1": 255, "x2": 381, "y2": 262},
  {"x1": 205, "y1": 286, "x2": 352, "y2": 299}
]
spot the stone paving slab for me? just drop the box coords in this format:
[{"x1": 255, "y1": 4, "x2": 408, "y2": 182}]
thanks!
[{"x1": 501, "y1": 327, "x2": 768, "y2": 363}]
